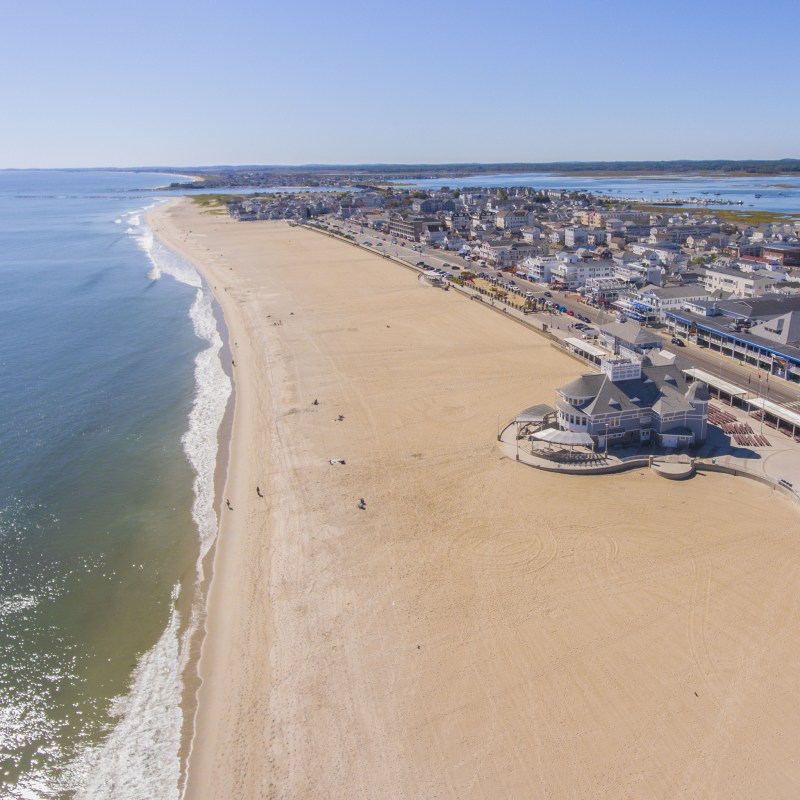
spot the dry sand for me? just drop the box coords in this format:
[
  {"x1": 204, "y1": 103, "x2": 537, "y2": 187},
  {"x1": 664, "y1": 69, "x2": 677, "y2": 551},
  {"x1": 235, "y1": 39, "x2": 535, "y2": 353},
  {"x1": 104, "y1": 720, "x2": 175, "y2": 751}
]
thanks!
[{"x1": 150, "y1": 200, "x2": 800, "y2": 800}]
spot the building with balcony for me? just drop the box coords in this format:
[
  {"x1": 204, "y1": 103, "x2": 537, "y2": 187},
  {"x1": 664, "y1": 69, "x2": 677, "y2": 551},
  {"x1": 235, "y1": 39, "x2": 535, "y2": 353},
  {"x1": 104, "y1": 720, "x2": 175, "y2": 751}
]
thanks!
[
  {"x1": 701, "y1": 265, "x2": 783, "y2": 297},
  {"x1": 555, "y1": 357, "x2": 709, "y2": 449},
  {"x1": 388, "y1": 216, "x2": 443, "y2": 242}
]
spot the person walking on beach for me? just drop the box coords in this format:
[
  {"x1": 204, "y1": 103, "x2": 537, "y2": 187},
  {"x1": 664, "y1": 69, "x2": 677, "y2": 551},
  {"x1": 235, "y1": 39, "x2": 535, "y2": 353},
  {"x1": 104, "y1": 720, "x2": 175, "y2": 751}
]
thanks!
[
  {"x1": 226, "y1": 499, "x2": 233, "y2": 510},
  {"x1": 257, "y1": 486, "x2": 263, "y2": 497}
]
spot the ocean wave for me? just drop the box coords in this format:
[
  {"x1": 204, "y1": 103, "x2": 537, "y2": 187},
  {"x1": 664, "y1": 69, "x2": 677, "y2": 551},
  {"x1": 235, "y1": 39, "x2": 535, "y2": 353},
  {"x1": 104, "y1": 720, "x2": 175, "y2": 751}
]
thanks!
[
  {"x1": 73, "y1": 588, "x2": 182, "y2": 800},
  {"x1": 65, "y1": 212, "x2": 231, "y2": 799},
  {"x1": 131, "y1": 209, "x2": 201, "y2": 288}
]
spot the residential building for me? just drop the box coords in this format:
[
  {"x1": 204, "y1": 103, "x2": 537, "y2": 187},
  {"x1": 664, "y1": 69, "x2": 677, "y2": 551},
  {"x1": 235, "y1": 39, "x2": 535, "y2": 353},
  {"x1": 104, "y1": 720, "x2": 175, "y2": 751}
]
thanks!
[
  {"x1": 636, "y1": 284, "x2": 711, "y2": 322},
  {"x1": 701, "y1": 265, "x2": 783, "y2": 297},
  {"x1": 411, "y1": 197, "x2": 456, "y2": 214},
  {"x1": 388, "y1": 216, "x2": 443, "y2": 242},
  {"x1": 521, "y1": 256, "x2": 558, "y2": 283},
  {"x1": 564, "y1": 227, "x2": 589, "y2": 247},
  {"x1": 550, "y1": 259, "x2": 614, "y2": 289},
  {"x1": 496, "y1": 209, "x2": 533, "y2": 230},
  {"x1": 613, "y1": 258, "x2": 665, "y2": 287},
  {"x1": 479, "y1": 240, "x2": 537, "y2": 268}
]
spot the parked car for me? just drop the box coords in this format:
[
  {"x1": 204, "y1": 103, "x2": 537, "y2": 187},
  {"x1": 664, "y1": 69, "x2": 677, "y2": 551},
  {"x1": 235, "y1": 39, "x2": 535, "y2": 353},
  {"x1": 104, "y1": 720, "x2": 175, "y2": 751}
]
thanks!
[
  {"x1": 558, "y1": 305, "x2": 568, "y2": 312},
  {"x1": 671, "y1": 337, "x2": 685, "y2": 347},
  {"x1": 566, "y1": 309, "x2": 575, "y2": 316}
]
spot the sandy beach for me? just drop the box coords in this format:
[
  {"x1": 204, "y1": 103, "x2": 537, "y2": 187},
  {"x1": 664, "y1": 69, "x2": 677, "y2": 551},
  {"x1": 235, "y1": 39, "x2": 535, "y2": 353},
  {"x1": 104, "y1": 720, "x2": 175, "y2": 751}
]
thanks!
[{"x1": 149, "y1": 199, "x2": 800, "y2": 800}]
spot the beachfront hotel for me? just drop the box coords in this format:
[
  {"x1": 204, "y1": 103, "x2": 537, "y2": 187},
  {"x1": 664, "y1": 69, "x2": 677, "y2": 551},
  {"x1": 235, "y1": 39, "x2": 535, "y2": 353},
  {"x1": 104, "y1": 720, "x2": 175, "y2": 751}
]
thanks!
[{"x1": 555, "y1": 356, "x2": 710, "y2": 450}]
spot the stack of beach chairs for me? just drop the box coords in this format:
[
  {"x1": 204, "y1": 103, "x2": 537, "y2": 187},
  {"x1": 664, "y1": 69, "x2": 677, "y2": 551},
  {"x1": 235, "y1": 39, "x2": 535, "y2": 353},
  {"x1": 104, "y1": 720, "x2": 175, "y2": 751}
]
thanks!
[{"x1": 709, "y1": 404, "x2": 770, "y2": 448}]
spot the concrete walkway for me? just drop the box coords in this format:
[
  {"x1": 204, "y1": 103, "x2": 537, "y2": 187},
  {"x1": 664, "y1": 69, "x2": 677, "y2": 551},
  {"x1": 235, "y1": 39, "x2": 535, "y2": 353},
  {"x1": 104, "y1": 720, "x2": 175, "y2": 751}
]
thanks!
[{"x1": 499, "y1": 403, "x2": 800, "y2": 507}]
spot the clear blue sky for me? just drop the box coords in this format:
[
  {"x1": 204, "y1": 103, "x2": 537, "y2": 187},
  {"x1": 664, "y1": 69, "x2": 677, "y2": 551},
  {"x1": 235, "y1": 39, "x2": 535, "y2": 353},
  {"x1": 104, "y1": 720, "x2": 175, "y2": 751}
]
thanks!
[{"x1": 2, "y1": 0, "x2": 798, "y2": 168}]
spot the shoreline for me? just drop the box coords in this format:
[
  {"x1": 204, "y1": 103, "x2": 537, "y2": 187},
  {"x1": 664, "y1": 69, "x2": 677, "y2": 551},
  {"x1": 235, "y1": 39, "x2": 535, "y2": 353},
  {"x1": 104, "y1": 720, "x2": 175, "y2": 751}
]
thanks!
[
  {"x1": 151, "y1": 198, "x2": 800, "y2": 799},
  {"x1": 147, "y1": 200, "x2": 262, "y2": 798}
]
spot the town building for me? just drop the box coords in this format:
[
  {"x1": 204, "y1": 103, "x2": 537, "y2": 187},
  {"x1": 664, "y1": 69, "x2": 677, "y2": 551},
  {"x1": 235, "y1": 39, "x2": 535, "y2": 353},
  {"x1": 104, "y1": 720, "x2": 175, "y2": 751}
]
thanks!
[
  {"x1": 635, "y1": 284, "x2": 712, "y2": 322},
  {"x1": 550, "y1": 258, "x2": 614, "y2": 289},
  {"x1": 666, "y1": 294, "x2": 800, "y2": 382},
  {"x1": 555, "y1": 356, "x2": 710, "y2": 449},
  {"x1": 388, "y1": 216, "x2": 444, "y2": 242},
  {"x1": 598, "y1": 320, "x2": 662, "y2": 358},
  {"x1": 496, "y1": 209, "x2": 534, "y2": 230},
  {"x1": 761, "y1": 243, "x2": 800, "y2": 266},
  {"x1": 700, "y1": 265, "x2": 783, "y2": 297}
]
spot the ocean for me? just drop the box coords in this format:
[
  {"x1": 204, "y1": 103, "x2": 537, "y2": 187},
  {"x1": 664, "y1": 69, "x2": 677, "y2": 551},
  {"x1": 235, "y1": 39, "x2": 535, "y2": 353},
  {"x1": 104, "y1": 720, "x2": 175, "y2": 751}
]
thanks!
[{"x1": 0, "y1": 171, "x2": 231, "y2": 798}]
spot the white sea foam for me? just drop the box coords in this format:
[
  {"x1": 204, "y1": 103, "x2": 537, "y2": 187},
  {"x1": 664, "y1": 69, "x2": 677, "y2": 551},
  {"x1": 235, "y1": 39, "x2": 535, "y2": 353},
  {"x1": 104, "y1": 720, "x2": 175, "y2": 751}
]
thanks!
[
  {"x1": 66, "y1": 209, "x2": 232, "y2": 799},
  {"x1": 133, "y1": 213, "x2": 202, "y2": 288},
  {"x1": 74, "y1": 590, "x2": 182, "y2": 800}
]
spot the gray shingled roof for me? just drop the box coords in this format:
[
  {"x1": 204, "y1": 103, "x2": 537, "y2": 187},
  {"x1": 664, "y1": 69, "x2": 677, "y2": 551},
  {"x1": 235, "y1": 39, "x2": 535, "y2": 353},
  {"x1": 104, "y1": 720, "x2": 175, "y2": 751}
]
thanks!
[
  {"x1": 719, "y1": 295, "x2": 800, "y2": 319},
  {"x1": 558, "y1": 374, "x2": 605, "y2": 399},
  {"x1": 599, "y1": 320, "x2": 662, "y2": 346},
  {"x1": 559, "y1": 358, "x2": 699, "y2": 418},
  {"x1": 685, "y1": 381, "x2": 711, "y2": 403},
  {"x1": 641, "y1": 284, "x2": 710, "y2": 300}
]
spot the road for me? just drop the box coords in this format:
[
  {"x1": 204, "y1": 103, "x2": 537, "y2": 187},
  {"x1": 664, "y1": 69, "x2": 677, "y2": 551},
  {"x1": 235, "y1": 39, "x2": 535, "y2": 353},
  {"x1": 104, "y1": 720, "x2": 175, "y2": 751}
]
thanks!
[{"x1": 319, "y1": 218, "x2": 800, "y2": 409}]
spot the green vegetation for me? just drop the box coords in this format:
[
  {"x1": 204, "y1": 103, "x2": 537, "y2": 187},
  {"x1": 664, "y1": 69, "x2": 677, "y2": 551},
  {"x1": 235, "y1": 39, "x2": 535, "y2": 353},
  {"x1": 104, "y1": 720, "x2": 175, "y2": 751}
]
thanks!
[
  {"x1": 190, "y1": 194, "x2": 237, "y2": 208},
  {"x1": 629, "y1": 203, "x2": 799, "y2": 226},
  {"x1": 703, "y1": 209, "x2": 800, "y2": 226}
]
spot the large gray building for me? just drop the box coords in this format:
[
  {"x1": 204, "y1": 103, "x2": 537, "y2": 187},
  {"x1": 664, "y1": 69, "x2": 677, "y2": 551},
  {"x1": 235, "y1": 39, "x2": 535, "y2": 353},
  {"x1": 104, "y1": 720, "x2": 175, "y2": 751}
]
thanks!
[
  {"x1": 555, "y1": 356, "x2": 710, "y2": 449},
  {"x1": 666, "y1": 294, "x2": 800, "y2": 383}
]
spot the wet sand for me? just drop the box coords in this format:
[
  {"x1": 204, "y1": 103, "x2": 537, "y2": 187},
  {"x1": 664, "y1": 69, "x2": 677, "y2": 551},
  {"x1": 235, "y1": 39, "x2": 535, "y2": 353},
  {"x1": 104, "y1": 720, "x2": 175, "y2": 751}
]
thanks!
[{"x1": 150, "y1": 200, "x2": 800, "y2": 800}]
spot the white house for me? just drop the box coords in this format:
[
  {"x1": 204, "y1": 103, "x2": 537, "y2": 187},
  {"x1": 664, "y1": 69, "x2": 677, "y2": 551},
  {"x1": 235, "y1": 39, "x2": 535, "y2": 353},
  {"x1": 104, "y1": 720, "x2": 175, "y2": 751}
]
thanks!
[
  {"x1": 701, "y1": 266, "x2": 783, "y2": 298},
  {"x1": 636, "y1": 284, "x2": 712, "y2": 322}
]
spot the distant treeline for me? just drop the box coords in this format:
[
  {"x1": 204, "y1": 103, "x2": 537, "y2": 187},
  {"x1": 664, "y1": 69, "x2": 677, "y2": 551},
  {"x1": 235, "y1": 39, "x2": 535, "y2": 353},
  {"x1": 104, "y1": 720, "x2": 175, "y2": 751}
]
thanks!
[
  {"x1": 155, "y1": 160, "x2": 800, "y2": 176},
  {"x1": 135, "y1": 159, "x2": 800, "y2": 190}
]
